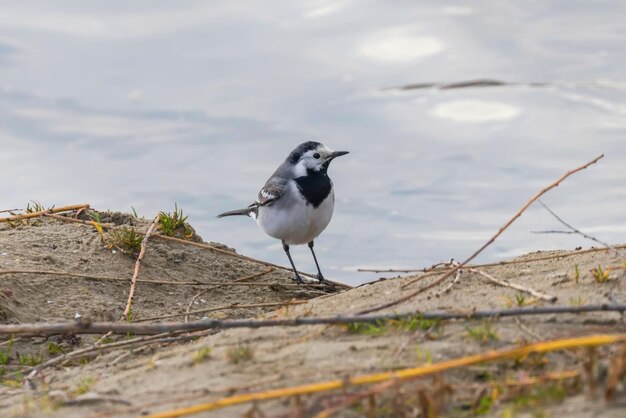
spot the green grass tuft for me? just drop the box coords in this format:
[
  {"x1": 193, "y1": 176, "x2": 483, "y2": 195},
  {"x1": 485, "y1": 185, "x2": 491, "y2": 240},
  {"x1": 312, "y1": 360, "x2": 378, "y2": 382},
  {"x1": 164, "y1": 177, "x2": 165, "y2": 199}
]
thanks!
[
  {"x1": 226, "y1": 343, "x2": 254, "y2": 364},
  {"x1": 108, "y1": 227, "x2": 143, "y2": 254},
  {"x1": 466, "y1": 320, "x2": 499, "y2": 343},
  {"x1": 0, "y1": 338, "x2": 14, "y2": 365},
  {"x1": 194, "y1": 347, "x2": 212, "y2": 364},
  {"x1": 158, "y1": 204, "x2": 189, "y2": 236}
]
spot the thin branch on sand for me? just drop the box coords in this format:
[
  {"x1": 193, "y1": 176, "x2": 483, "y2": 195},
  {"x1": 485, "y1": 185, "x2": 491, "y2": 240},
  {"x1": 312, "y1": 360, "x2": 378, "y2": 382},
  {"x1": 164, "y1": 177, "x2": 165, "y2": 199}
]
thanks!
[
  {"x1": 122, "y1": 216, "x2": 160, "y2": 320},
  {"x1": 136, "y1": 299, "x2": 307, "y2": 323},
  {"x1": 20, "y1": 331, "x2": 210, "y2": 379},
  {"x1": 183, "y1": 268, "x2": 274, "y2": 322},
  {"x1": 365, "y1": 244, "x2": 626, "y2": 276},
  {"x1": 2, "y1": 304, "x2": 626, "y2": 336},
  {"x1": 0, "y1": 269, "x2": 331, "y2": 288},
  {"x1": 0, "y1": 208, "x2": 20, "y2": 214},
  {"x1": 467, "y1": 268, "x2": 557, "y2": 302},
  {"x1": 358, "y1": 154, "x2": 604, "y2": 314},
  {"x1": 433, "y1": 266, "x2": 461, "y2": 298},
  {"x1": 531, "y1": 199, "x2": 612, "y2": 248},
  {"x1": 0, "y1": 203, "x2": 90, "y2": 223}
]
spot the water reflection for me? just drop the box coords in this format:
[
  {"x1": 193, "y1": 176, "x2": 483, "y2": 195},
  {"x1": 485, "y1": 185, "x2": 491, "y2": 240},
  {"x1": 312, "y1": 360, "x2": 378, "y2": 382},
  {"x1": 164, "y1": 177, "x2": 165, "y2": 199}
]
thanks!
[{"x1": 1, "y1": 1, "x2": 625, "y2": 285}]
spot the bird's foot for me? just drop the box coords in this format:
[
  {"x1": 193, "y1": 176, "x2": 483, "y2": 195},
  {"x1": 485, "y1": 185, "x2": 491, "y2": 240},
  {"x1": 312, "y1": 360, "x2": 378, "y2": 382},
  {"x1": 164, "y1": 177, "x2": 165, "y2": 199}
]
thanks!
[
  {"x1": 316, "y1": 274, "x2": 335, "y2": 289},
  {"x1": 292, "y1": 274, "x2": 304, "y2": 284}
]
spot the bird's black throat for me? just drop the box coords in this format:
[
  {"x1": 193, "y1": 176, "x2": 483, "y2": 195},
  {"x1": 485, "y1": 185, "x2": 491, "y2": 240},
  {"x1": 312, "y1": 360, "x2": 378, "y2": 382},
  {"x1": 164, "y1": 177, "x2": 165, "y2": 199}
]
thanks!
[{"x1": 295, "y1": 168, "x2": 332, "y2": 208}]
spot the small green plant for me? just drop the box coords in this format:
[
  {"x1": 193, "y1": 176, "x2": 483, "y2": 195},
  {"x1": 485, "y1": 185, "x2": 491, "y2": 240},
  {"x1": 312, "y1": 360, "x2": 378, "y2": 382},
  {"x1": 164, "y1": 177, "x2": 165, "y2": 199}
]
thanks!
[
  {"x1": 592, "y1": 265, "x2": 610, "y2": 283},
  {"x1": 131, "y1": 206, "x2": 140, "y2": 220},
  {"x1": 570, "y1": 296, "x2": 585, "y2": 305},
  {"x1": 346, "y1": 321, "x2": 388, "y2": 336},
  {"x1": 509, "y1": 383, "x2": 567, "y2": 411},
  {"x1": 71, "y1": 377, "x2": 95, "y2": 396},
  {"x1": 474, "y1": 392, "x2": 494, "y2": 414},
  {"x1": 17, "y1": 353, "x2": 43, "y2": 367},
  {"x1": 88, "y1": 211, "x2": 102, "y2": 224},
  {"x1": 47, "y1": 342, "x2": 64, "y2": 356},
  {"x1": 108, "y1": 227, "x2": 143, "y2": 254},
  {"x1": 0, "y1": 338, "x2": 14, "y2": 365},
  {"x1": 125, "y1": 307, "x2": 137, "y2": 322},
  {"x1": 415, "y1": 345, "x2": 433, "y2": 364},
  {"x1": 100, "y1": 337, "x2": 114, "y2": 345},
  {"x1": 193, "y1": 347, "x2": 212, "y2": 364},
  {"x1": 2, "y1": 372, "x2": 24, "y2": 388},
  {"x1": 25, "y1": 200, "x2": 45, "y2": 213},
  {"x1": 158, "y1": 204, "x2": 189, "y2": 236},
  {"x1": 345, "y1": 315, "x2": 440, "y2": 336},
  {"x1": 573, "y1": 265, "x2": 580, "y2": 283},
  {"x1": 466, "y1": 320, "x2": 499, "y2": 343},
  {"x1": 226, "y1": 343, "x2": 254, "y2": 364},
  {"x1": 23, "y1": 201, "x2": 46, "y2": 226},
  {"x1": 515, "y1": 293, "x2": 527, "y2": 307},
  {"x1": 396, "y1": 315, "x2": 440, "y2": 332}
]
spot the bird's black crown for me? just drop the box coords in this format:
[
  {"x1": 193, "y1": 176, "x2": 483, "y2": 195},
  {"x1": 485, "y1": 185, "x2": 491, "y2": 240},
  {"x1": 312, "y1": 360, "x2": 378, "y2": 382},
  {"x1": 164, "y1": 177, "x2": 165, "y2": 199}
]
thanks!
[{"x1": 287, "y1": 141, "x2": 322, "y2": 164}]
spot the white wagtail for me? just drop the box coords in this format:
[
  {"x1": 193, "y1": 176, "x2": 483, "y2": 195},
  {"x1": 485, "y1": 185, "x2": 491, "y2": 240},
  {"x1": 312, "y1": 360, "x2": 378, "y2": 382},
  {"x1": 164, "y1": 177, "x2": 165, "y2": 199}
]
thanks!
[{"x1": 217, "y1": 141, "x2": 349, "y2": 284}]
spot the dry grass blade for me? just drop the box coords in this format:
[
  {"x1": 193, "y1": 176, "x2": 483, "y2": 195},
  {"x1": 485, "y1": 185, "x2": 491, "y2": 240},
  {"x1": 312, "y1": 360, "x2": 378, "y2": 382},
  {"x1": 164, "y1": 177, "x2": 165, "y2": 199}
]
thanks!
[
  {"x1": 0, "y1": 203, "x2": 90, "y2": 222},
  {"x1": 141, "y1": 333, "x2": 626, "y2": 418},
  {"x1": 122, "y1": 215, "x2": 160, "y2": 320},
  {"x1": 468, "y1": 268, "x2": 557, "y2": 302},
  {"x1": 359, "y1": 154, "x2": 604, "y2": 314},
  {"x1": 136, "y1": 300, "x2": 307, "y2": 323}
]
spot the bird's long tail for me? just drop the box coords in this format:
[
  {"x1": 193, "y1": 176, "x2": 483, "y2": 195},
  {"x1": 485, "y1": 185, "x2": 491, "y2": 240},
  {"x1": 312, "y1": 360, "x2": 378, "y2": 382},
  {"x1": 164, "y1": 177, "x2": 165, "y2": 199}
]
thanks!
[{"x1": 217, "y1": 206, "x2": 257, "y2": 218}]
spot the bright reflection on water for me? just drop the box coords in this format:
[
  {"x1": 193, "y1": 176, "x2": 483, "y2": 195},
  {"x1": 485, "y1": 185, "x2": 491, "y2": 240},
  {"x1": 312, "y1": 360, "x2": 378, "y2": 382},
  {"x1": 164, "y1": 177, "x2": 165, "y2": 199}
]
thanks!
[{"x1": 1, "y1": 2, "x2": 626, "y2": 285}]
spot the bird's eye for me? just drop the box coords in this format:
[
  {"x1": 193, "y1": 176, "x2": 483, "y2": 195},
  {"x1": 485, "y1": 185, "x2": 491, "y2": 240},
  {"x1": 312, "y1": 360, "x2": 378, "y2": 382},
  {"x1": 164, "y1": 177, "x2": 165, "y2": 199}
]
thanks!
[{"x1": 313, "y1": 153, "x2": 321, "y2": 159}]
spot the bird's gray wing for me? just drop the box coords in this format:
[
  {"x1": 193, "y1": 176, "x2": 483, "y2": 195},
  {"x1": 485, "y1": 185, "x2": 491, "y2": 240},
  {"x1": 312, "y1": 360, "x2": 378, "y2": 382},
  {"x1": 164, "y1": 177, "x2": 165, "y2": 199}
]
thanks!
[{"x1": 255, "y1": 175, "x2": 288, "y2": 207}]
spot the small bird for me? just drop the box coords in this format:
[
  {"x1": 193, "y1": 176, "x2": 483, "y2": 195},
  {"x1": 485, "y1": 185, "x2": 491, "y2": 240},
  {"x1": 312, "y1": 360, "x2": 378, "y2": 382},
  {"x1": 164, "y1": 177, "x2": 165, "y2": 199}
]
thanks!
[{"x1": 218, "y1": 141, "x2": 349, "y2": 284}]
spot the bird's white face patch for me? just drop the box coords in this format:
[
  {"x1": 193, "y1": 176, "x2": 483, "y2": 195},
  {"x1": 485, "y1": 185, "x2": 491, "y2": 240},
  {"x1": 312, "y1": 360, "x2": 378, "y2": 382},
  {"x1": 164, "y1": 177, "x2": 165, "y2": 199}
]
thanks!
[{"x1": 292, "y1": 145, "x2": 334, "y2": 177}]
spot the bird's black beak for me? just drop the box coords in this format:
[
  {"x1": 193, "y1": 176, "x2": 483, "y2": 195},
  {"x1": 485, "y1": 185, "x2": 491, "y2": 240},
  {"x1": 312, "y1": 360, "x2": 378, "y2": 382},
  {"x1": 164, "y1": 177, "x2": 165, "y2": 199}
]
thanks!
[{"x1": 329, "y1": 151, "x2": 349, "y2": 160}]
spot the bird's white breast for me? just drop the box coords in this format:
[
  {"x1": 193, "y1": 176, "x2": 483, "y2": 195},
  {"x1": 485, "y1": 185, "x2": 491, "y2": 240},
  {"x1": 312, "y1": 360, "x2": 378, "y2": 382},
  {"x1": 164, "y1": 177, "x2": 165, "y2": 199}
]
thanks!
[{"x1": 256, "y1": 181, "x2": 335, "y2": 245}]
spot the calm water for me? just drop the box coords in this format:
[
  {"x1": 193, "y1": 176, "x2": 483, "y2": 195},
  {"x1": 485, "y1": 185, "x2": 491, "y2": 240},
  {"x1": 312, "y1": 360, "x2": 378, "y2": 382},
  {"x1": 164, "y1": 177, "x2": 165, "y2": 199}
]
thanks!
[{"x1": 1, "y1": 1, "x2": 625, "y2": 285}]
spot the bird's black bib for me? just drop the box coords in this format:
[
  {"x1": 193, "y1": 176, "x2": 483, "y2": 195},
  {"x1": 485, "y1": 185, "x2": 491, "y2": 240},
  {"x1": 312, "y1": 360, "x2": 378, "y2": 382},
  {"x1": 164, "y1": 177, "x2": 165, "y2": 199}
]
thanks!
[{"x1": 295, "y1": 168, "x2": 332, "y2": 208}]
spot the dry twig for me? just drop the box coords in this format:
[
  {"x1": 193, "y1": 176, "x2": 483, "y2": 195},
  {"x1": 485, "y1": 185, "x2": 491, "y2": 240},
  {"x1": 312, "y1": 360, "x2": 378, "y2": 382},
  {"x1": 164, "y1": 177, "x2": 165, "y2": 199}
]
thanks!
[
  {"x1": 432, "y1": 263, "x2": 461, "y2": 297},
  {"x1": 359, "y1": 154, "x2": 603, "y2": 314},
  {"x1": 365, "y1": 243, "x2": 626, "y2": 276},
  {"x1": 0, "y1": 269, "x2": 329, "y2": 288},
  {"x1": 17, "y1": 331, "x2": 211, "y2": 380},
  {"x1": 139, "y1": 299, "x2": 305, "y2": 323},
  {"x1": 467, "y1": 268, "x2": 557, "y2": 302},
  {"x1": 533, "y1": 199, "x2": 611, "y2": 248},
  {"x1": 123, "y1": 216, "x2": 160, "y2": 319},
  {"x1": 0, "y1": 203, "x2": 89, "y2": 223},
  {"x1": 0, "y1": 208, "x2": 20, "y2": 214},
  {"x1": 2, "y1": 304, "x2": 626, "y2": 336}
]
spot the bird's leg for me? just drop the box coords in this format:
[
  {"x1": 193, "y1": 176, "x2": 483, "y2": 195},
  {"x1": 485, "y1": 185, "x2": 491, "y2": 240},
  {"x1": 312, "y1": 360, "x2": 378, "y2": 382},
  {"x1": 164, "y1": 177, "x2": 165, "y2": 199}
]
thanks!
[
  {"x1": 307, "y1": 241, "x2": 327, "y2": 283},
  {"x1": 282, "y1": 240, "x2": 304, "y2": 284}
]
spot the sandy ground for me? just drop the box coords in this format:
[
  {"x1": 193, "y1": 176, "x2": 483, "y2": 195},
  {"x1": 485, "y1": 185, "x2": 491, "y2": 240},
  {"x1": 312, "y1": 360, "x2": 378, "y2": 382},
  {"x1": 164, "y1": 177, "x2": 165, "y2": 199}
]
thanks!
[{"x1": 1, "y1": 211, "x2": 626, "y2": 417}]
